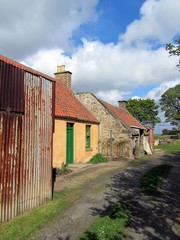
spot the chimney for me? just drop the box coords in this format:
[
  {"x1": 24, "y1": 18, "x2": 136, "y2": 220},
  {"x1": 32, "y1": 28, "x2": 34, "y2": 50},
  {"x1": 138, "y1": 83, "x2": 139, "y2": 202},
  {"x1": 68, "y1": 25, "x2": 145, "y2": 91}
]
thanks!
[
  {"x1": 118, "y1": 100, "x2": 127, "y2": 108},
  {"x1": 54, "y1": 65, "x2": 72, "y2": 89}
]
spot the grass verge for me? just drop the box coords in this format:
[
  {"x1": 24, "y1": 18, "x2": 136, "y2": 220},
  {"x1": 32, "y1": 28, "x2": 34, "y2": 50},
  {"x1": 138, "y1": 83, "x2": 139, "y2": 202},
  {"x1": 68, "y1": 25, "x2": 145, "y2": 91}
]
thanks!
[
  {"x1": 155, "y1": 142, "x2": 180, "y2": 155},
  {"x1": 140, "y1": 164, "x2": 172, "y2": 194},
  {"x1": 0, "y1": 188, "x2": 81, "y2": 240},
  {"x1": 77, "y1": 200, "x2": 132, "y2": 240},
  {"x1": 133, "y1": 154, "x2": 151, "y2": 163}
]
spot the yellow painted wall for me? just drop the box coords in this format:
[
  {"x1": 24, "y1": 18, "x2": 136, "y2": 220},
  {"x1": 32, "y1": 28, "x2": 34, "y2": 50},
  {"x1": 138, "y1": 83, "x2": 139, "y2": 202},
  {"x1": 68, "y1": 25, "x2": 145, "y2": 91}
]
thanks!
[
  {"x1": 53, "y1": 120, "x2": 66, "y2": 168},
  {"x1": 53, "y1": 119, "x2": 99, "y2": 168}
]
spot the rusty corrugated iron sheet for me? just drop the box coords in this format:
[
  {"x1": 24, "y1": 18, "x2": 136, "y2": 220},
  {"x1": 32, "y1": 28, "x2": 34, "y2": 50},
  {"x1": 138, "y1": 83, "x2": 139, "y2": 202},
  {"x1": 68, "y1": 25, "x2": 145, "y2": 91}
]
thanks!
[
  {"x1": 0, "y1": 55, "x2": 55, "y2": 82},
  {"x1": 0, "y1": 60, "x2": 24, "y2": 113},
  {"x1": 0, "y1": 112, "x2": 22, "y2": 222},
  {"x1": 0, "y1": 59, "x2": 55, "y2": 222},
  {"x1": 18, "y1": 73, "x2": 53, "y2": 213}
]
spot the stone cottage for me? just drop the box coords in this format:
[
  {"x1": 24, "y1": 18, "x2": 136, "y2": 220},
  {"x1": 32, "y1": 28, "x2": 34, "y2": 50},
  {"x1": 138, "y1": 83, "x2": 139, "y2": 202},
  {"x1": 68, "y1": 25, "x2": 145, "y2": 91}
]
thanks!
[
  {"x1": 76, "y1": 93, "x2": 145, "y2": 159},
  {"x1": 53, "y1": 66, "x2": 99, "y2": 168}
]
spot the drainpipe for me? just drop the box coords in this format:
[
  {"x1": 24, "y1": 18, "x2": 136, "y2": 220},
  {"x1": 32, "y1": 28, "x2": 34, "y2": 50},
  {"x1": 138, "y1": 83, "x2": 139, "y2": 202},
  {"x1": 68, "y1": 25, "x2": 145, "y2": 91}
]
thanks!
[{"x1": 110, "y1": 130, "x2": 113, "y2": 159}]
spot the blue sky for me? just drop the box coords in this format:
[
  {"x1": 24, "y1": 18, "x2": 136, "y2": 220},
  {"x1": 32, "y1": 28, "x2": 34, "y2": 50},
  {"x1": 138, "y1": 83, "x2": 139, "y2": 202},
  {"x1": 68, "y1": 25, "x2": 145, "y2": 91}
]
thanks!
[
  {"x1": 73, "y1": 0, "x2": 145, "y2": 45},
  {"x1": 0, "y1": 0, "x2": 180, "y2": 133}
]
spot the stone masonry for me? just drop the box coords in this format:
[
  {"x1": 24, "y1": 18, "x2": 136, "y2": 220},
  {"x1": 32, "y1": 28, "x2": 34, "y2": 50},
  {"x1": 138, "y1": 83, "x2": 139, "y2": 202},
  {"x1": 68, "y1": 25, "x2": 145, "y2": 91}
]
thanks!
[{"x1": 76, "y1": 93, "x2": 133, "y2": 159}]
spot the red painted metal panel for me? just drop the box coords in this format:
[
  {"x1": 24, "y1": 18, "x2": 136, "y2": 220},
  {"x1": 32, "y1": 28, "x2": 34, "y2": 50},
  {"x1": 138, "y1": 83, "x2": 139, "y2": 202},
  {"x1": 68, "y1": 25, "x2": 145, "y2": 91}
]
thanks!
[{"x1": 0, "y1": 60, "x2": 24, "y2": 113}]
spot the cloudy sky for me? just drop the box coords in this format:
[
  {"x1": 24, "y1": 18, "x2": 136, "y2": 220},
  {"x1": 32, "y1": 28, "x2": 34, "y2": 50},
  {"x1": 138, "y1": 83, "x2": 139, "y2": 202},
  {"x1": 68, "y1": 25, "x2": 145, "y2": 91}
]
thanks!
[{"x1": 0, "y1": 0, "x2": 180, "y2": 133}]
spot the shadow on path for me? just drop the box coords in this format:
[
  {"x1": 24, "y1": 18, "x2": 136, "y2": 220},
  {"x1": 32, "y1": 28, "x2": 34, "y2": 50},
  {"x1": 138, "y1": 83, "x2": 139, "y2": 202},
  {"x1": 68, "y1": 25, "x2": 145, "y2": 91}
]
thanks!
[{"x1": 90, "y1": 153, "x2": 180, "y2": 240}]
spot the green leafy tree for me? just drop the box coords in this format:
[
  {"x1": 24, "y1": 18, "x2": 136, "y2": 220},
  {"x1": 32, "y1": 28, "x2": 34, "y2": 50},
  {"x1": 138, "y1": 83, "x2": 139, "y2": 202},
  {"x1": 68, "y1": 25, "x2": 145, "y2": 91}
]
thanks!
[
  {"x1": 159, "y1": 84, "x2": 180, "y2": 128},
  {"x1": 162, "y1": 129, "x2": 170, "y2": 135},
  {"x1": 126, "y1": 99, "x2": 160, "y2": 127},
  {"x1": 166, "y1": 36, "x2": 180, "y2": 69}
]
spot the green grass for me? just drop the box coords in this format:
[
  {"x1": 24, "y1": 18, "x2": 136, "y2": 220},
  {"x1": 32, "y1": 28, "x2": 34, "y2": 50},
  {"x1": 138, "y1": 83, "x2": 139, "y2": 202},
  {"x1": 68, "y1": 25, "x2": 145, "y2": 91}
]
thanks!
[
  {"x1": 55, "y1": 164, "x2": 72, "y2": 176},
  {"x1": 0, "y1": 188, "x2": 81, "y2": 240},
  {"x1": 140, "y1": 164, "x2": 172, "y2": 194},
  {"x1": 77, "y1": 200, "x2": 132, "y2": 240},
  {"x1": 88, "y1": 153, "x2": 108, "y2": 164},
  {"x1": 154, "y1": 134, "x2": 171, "y2": 140},
  {"x1": 132, "y1": 154, "x2": 151, "y2": 163},
  {"x1": 155, "y1": 142, "x2": 180, "y2": 155}
]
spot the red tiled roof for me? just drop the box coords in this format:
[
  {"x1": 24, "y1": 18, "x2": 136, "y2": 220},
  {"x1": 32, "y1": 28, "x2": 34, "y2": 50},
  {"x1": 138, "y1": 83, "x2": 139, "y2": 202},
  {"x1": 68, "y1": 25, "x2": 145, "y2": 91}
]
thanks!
[
  {"x1": 55, "y1": 81, "x2": 99, "y2": 124},
  {"x1": 99, "y1": 99, "x2": 144, "y2": 129},
  {"x1": 0, "y1": 55, "x2": 55, "y2": 82}
]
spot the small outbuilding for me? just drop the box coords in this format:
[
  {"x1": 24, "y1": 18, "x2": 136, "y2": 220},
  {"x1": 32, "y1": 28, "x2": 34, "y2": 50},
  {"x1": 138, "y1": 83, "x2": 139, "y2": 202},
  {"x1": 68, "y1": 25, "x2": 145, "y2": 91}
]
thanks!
[
  {"x1": 143, "y1": 124, "x2": 154, "y2": 154},
  {"x1": 0, "y1": 55, "x2": 55, "y2": 222}
]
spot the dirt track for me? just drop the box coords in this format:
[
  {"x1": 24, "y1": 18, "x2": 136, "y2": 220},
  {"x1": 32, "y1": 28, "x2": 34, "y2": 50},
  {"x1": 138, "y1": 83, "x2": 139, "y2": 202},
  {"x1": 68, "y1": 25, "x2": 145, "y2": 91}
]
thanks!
[{"x1": 31, "y1": 150, "x2": 180, "y2": 240}]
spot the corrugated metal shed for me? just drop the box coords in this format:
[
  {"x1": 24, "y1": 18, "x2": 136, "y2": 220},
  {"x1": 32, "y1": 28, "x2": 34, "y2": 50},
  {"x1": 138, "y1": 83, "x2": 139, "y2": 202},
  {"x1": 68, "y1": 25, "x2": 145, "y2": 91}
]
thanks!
[
  {"x1": 0, "y1": 112, "x2": 22, "y2": 221},
  {"x1": 0, "y1": 60, "x2": 24, "y2": 113},
  {"x1": 0, "y1": 56, "x2": 55, "y2": 222}
]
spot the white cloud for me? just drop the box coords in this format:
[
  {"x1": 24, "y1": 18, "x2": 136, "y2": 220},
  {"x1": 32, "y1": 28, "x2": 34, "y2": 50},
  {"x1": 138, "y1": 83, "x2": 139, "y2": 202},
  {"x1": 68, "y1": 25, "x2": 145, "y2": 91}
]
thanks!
[
  {"x1": 21, "y1": 48, "x2": 71, "y2": 76},
  {"x1": 96, "y1": 89, "x2": 131, "y2": 106},
  {"x1": 147, "y1": 79, "x2": 180, "y2": 102},
  {"x1": 22, "y1": 37, "x2": 180, "y2": 108},
  {"x1": 3, "y1": 0, "x2": 179, "y2": 113},
  {"x1": 120, "y1": 0, "x2": 180, "y2": 47},
  {"x1": 0, "y1": 0, "x2": 99, "y2": 59},
  {"x1": 1, "y1": 0, "x2": 179, "y2": 134}
]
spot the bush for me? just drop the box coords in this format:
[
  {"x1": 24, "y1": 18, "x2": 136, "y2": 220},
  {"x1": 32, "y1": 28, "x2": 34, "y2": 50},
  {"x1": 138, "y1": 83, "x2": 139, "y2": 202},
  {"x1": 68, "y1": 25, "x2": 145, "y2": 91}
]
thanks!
[
  {"x1": 88, "y1": 153, "x2": 108, "y2": 164},
  {"x1": 55, "y1": 164, "x2": 72, "y2": 176}
]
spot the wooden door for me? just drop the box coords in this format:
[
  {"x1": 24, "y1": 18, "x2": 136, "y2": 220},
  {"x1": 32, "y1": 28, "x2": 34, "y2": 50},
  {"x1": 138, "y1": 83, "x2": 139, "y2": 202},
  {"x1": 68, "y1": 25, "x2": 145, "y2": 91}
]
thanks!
[{"x1": 66, "y1": 123, "x2": 74, "y2": 164}]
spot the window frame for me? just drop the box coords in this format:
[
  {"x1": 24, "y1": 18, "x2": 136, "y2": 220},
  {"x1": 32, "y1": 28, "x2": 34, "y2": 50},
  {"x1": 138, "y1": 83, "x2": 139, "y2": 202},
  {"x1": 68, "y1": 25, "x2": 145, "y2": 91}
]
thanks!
[{"x1": 86, "y1": 125, "x2": 91, "y2": 149}]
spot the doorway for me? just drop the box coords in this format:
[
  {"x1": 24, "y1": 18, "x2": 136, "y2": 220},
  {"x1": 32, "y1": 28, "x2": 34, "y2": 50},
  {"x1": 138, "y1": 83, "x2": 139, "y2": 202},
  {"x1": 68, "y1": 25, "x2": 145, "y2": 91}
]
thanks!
[{"x1": 66, "y1": 122, "x2": 74, "y2": 164}]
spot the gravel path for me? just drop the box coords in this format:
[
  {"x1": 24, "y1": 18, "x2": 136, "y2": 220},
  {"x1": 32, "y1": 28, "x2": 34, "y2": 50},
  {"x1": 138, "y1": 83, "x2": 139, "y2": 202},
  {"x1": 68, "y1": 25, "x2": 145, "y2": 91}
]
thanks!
[
  {"x1": 125, "y1": 152, "x2": 180, "y2": 240},
  {"x1": 31, "y1": 150, "x2": 180, "y2": 240}
]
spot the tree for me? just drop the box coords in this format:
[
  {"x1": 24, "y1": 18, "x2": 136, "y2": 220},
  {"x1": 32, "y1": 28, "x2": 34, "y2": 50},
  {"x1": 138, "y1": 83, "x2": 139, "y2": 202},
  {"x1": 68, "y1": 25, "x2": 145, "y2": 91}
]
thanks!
[
  {"x1": 166, "y1": 36, "x2": 180, "y2": 69},
  {"x1": 159, "y1": 84, "x2": 180, "y2": 128},
  {"x1": 162, "y1": 129, "x2": 170, "y2": 135},
  {"x1": 126, "y1": 99, "x2": 161, "y2": 127}
]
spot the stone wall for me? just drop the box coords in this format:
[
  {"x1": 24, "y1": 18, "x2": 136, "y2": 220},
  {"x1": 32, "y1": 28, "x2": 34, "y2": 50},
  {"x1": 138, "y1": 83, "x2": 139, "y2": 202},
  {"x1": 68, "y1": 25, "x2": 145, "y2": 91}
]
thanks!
[{"x1": 76, "y1": 93, "x2": 133, "y2": 159}]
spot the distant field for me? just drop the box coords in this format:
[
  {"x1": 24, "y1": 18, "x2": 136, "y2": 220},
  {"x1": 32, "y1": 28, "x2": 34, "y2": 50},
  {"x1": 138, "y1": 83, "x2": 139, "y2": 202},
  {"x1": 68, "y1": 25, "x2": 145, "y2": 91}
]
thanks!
[
  {"x1": 154, "y1": 134, "x2": 171, "y2": 140},
  {"x1": 155, "y1": 142, "x2": 180, "y2": 155}
]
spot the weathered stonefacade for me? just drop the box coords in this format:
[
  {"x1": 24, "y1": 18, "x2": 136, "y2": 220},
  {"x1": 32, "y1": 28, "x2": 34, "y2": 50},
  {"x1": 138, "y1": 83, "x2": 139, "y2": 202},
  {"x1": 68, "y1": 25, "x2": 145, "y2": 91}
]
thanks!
[{"x1": 76, "y1": 93, "x2": 133, "y2": 159}]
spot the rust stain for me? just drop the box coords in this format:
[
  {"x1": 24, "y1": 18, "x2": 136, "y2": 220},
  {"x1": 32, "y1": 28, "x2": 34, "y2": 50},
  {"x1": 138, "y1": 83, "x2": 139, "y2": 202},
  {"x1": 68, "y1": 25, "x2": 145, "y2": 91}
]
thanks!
[
  {"x1": 0, "y1": 60, "x2": 24, "y2": 113},
  {"x1": 0, "y1": 113, "x2": 22, "y2": 222},
  {"x1": 0, "y1": 59, "x2": 55, "y2": 222}
]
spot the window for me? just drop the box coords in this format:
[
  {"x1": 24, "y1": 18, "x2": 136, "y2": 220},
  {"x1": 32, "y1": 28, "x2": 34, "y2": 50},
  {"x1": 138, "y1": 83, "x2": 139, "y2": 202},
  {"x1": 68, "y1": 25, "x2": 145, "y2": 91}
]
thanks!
[{"x1": 86, "y1": 125, "x2": 91, "y2": 149}]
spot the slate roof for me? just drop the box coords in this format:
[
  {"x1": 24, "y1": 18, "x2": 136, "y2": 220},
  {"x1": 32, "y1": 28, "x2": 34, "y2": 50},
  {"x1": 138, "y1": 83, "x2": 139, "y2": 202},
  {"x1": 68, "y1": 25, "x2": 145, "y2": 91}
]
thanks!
[
  {"x1": 55, "y1": 81, "x2": 99, "y2": 124},
  {"x1": 0, "y1": 55, "x2": 55, "y2": 82},
  {"x1": 99, "y1": 99, "x2": 144, "y2": 129}
]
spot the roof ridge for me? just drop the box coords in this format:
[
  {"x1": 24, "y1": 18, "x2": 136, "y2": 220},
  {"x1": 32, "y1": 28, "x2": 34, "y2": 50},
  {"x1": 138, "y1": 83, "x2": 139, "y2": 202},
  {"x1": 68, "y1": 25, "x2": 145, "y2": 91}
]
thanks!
[
  {"x1": 99, "y1": 98, "x2": 144, "y2": 129},
  {"x1": 55, "y1": 81, "x2": 99, "y2": 124},
  {"x1": 0, "y1": 55, "x2": 55, "y2": 82}
]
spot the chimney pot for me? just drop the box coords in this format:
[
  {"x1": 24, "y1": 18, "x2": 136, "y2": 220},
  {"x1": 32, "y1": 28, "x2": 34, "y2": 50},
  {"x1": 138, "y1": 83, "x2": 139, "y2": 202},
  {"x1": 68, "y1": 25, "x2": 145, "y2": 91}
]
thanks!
[
  {"x1": 118, "y1": 100, "x2": 127, "y2": 108},
  {"x1": 57, "y1": 65, "x2": 65, "y2": 72}
]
